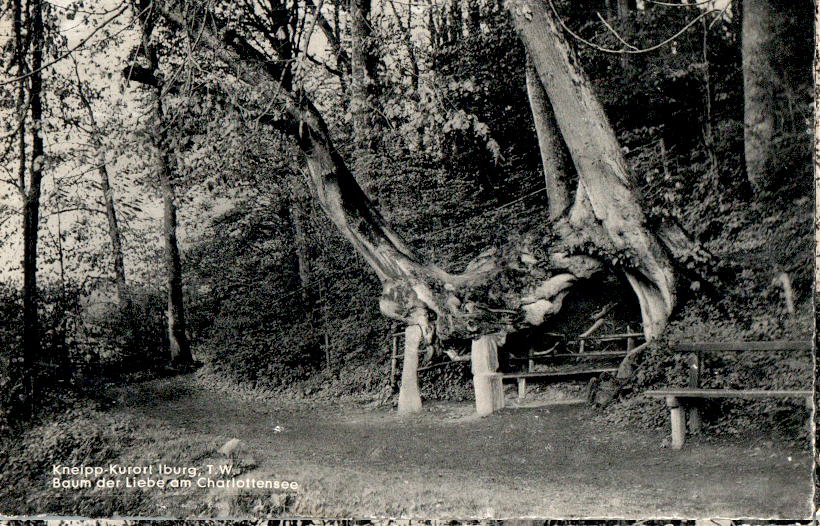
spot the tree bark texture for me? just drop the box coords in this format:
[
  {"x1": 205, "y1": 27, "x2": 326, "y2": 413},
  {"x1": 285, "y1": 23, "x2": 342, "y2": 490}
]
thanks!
[
  {"x1": 397, "y1": 322, "x2": 424, "y2": 414},
  {"x1": 137, "y1": 3, "x2": 193, "y2": 366},
  {"x1": 525, "y1": 56, "x2": 573, "y2": 220},
  {"x1": 471, "y1": 333, "x2": 505, "y2": 416},
  {"x1": 742, "y1": 0, "x2": 812, "y2": 191},
  {"x1": 350, "y1": 0, "x2": 379, "y2": 160},
  {"x1": 98, "y1": 156, "x2": 129, "y2": 308},
  {"x1": 20, "y1": 0, "x2": 45, "y2": 419}
]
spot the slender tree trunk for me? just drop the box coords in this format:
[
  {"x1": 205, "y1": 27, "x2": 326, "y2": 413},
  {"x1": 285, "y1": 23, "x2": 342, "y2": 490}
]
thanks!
[
  {"x1": 98, "y1": 157, "x2": 129, "y2": 308},
  {"x1": 9, "y1": 0, "x2": 28, "y2": 421},
  {"x1": 290, "y1": 199, "x2": 311, "y2": 301},
  {"x1": 350, "y1": 0, "x2": 379, "y2": 176},
  {"x1": 616, "y1": 0, "x2": 635, "y2": 71},
  {"x1": 525, "y1": 56, "x2": 573, "y2": 220},
  {"x1": 75, "y1": 81, "x2": 130, "y2": 308},
  {"x1": 20, "y1": 0, "x2": 45, "y2": 419},
  {"x1": 306, "y1": 0, "x2": 349, "y2": 76},
  {"x1": 151, "y1": 93, "x2": 191, "y2": 366},
  {"x1": 742, "y1": 0, "x2": 776, "y2": 190},
  {"x1": 158, "y1": 147, "x2": 191, "y2": 366}
]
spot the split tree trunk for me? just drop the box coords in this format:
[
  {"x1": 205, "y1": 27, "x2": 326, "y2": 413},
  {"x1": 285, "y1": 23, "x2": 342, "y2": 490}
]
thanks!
[
  {"x1": 507, "y1": 0, "x2": 677, "y2": 339},
  {"x1": 154, "y1": 0, "x2": 697, "y2": 413},
  {"x1": 524, "y1": 56, "x2": 573, "y2": 220}
]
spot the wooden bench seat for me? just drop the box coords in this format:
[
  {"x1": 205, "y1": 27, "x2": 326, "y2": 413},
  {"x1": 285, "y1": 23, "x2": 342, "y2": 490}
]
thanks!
[
  {"x1": 674, "y1": 340, "x2": 811, "y2": 352},
  {"x1": 646, "y1": 388, "x2": 811, "y2": 449},
  {"x1": 504, "y1": 368, "x2": 617, "y2": 399},
  {"x1": 645, "y1": 388, "x2": 813, "y2": 400},
  {"x1": 509, "y1": 351, "x2": 628, "y2": 360},
  {"x1": 644, "y1": 339, "x2": 813, "y2": 449}
]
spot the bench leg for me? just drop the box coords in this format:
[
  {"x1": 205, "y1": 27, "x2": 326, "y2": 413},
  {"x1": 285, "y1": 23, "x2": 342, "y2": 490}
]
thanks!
[
  {"x1": 688, "y1": 407, "x2": 701, "y2": 434},
  {"x1": 518, "y1": 378, "x2": 527, "y2": 400},
  {"x1": 666, "y1": 396, "x2": 686, "y2": 449}
]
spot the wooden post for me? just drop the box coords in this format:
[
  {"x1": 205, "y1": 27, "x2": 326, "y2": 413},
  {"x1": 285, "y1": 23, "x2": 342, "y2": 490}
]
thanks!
[
  {"x1": 518, "y1": 378, "x2": 527, "y2": 400},
  {"x1": 389, "y1": 333, "x2": 398, "y2": 389},
  {"x1": 397, "y1": 325, "x2": 423, "y2": 414},
  {"x1": 666, "y1": 395, "x2": 686, "y2": 449},
  {"x1": 472, "y1": 334, "x2": 505, "y2": 416},
  {"x1": 527, "y1": 341, "x2": 535, "y2": 372},
  {"x1": 319, "y1": 283, "x2": 330, "y2": 369},
  {"x1": 687, "y1": 352, "x2": 701, "y2": 433},
  {"x1": 626, "y1": 336, "x2": 634, "y2": 351}
]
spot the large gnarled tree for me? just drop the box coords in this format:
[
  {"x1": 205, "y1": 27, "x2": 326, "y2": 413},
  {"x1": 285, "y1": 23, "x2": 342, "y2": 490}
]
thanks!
[{"x1": 152, "y1": 0, "x2": 706, "y2": 415}]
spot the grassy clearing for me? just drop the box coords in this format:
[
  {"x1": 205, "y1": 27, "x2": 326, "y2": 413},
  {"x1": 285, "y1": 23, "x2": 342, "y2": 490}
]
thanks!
[{"x1": 0, "y1": 375, "x2": 812, "y2": 519}]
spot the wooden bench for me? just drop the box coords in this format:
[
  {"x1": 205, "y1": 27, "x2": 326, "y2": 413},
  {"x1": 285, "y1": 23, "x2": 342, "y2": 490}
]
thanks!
[
  {"x1": 503, "y1": 368, "x2": 618, "y2": 399},
  {"x1": 645, "y1": 340, "x2": 812, "y2": 449},
  {"x1": 508, "y1": 331, "x2": 643, "y2": 400}
]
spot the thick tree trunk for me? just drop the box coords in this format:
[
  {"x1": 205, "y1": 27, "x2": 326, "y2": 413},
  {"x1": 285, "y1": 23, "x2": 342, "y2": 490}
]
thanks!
[
  {"x1": 741, "y1": 0, "x2": 811, "y2": 191},
  {"x1": 472, "y1": 333, "x2": 505, "y2": 416},
  {"x1": 507, "y1": 0, "x2": 677, "y2": 339},
  {"x1": 397, "y1": 323, "x2": 424, "y2": 414},
  {"x1": 525, "y1": 56, "x2": 573, "y2": 220}
]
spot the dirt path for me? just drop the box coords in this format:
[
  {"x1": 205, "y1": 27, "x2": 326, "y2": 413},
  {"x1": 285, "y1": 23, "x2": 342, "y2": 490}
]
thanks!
[{"x1": 103, "y1": 376, "x2": 813, "y2": 518}]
